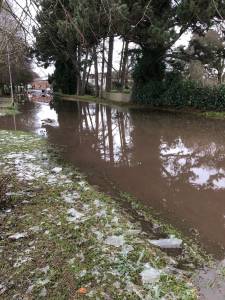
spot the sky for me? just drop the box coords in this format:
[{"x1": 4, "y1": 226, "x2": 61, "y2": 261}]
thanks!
[
  {"x1": 15, "y1": 0, "x2": 191, "y2": 79},
  {"x1": 11, "y1": 0, "x2": 53, "y2": 79}
]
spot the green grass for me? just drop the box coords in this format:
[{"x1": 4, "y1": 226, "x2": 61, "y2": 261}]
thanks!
[
  {"x1": 0, "y1": 103, "x2": 19, "y2": 117},
  {"x1": 200, "y1": 111, "x2": 225, "y2": 119},
  {"x1": 55, "y1": 93, "x2": 132, "y2": 108}
]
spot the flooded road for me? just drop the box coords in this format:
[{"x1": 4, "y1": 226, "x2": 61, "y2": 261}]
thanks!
[{"x1": 1, "y1": 100, "x2": 225, "y2": 259}]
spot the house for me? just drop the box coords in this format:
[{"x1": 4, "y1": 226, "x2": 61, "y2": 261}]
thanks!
[{"x1": 31, "y1": 78, "x2": 50, "y2": 90}]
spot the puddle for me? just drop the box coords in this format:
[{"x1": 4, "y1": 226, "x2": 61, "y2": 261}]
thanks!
[{"x1": 1, "y1": 100, "x2": 225, "y2": 260}]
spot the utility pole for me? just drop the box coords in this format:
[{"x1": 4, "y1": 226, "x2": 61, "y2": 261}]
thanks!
[{"x1": 6, "y1": 41, "x2": 14, "y2": 106}]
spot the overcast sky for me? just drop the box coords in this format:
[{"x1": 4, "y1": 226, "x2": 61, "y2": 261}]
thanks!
[{"x1": 15, "y1": 1, "x2": 191, "y2": 79}]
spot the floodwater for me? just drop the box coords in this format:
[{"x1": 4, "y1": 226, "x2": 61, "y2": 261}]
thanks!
[{"x1": 1, "y1": 100, "x2": 225, "y2": 261}]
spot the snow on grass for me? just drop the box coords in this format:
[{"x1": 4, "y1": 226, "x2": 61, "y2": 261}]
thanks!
[
  {"x1": 8, "y1": 232, "x2": 28, "y2": 240},
  {"x1": 140, "y1": 263, "x2": 162, "y2": 284},
  {"x1": 104, "y1": 235, "x2": 125, "y2": 247},
  {"x1": 0, "y1": 130, "x2": 198, "y2": 299},
  {"x1": 149, "y1": 237, "x2": 183, "y2": 249}
]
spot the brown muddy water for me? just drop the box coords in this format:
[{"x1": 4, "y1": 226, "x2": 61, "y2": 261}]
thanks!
[{"x1": 1, "y1": 100, "x2": 225, "y2": 262}]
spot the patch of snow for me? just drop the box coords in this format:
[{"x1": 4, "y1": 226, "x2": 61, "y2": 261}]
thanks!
[
  {"x1": 0, "y1": 283, "x2": 7, "y2": 295},
  {"x1": 67, "y1": 208, "x2": 84, "y2": 220},
  {"x1": 9, "y1": 232, "x2": 28, "y2": 240},
  {"x1": 111, "y1": 216, "x2": 119, "y2": 223},
  {"x1": 47, "y1": 176, "x2": 58, "y2": 184},
  {"x1": 40, "y1": 265, "x2": 50, "y2": 274},
  {"x1": 79, "y1": 270, "x2": 87, "y2": 277},
  {"x1": 113, "y1": 281, "x2": 120, "y2": 289},
  {"x1": 93, "y1": 199, "x2": 101, "y2": 207},
  {"x1": 68, "y1": 258, "x2": 76, "y2": 265},
  {"x1": 26, "y1": 284, "x2": 34, "y2": 294},
  {"x1": 122, "y1": 245, "x2": 134, "y2": 255},
  {"x1": 61, "y1": 191, "x2": 80, "y2": 203},
  {"x1": 51, "y1": 167, "x2": 62, "y2": 173},
  {"x1": 78, "y1": 181, "x2": 86, "y2": 187},
  {"x1": 93, "y1": 230, "x2": 104, "y2": 240},
  {"x1": 37, "y1": 278, "x2": 50, "y2": 286},
  {"x1": 140, "y1": 264, "x2": 161, "y2": 284},
  {"x1": 39, "y1": 287, "x2": 47, "y2": 297},
  {"x1": 104, "y1": 235, "x2": 125, "y2": 247},
  {"x1": 96, "y1": 209, "x2": 107, "y2": 218},
  {"x1": 126, "y1": 229, "x2": 141, "y2": 236},
  {"x1": 30, "y1": 226, "x2": 41, "y2": 233},
  {"x1": 14, "y1": 256, "x2": 32, "y2": 267},
  {"x1": 149, "y1": 237, "x2": 182, "y2": 249}
]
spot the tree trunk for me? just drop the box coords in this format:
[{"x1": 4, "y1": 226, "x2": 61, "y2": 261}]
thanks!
[
  {"x1": 218, "y1": 64, "x2": 223, "y2": 84},
  {"x1": 100, "y1": 38, "x2": 105, "y2": 98},
  {"x1": 106, "y1": 107, "x2": 114, "y2": 163},
  {"x1": 218, "y1": 71, "x2": 222, "y2": 84},
  {"x1": 118, "y1": 40, "x2": 125, "y2": 81},
  {"x1": 120, "y1": 41, "x2": 129, "y2": 90},
  {"x1": 86, "y1": 54, "x2": 93, "y2": 87},
  {"x1": 81, "y1": 49, "x2": 89, "y2": 95},
  {"x1": 106, "y1": 35, "x2": 114, "y2": 92},
  {"x1": 77, "y1": 45, "x2": 82, "y2": 95},
  {"x1": 93, "y1": 46, "x2": 99, "y2": 97}
]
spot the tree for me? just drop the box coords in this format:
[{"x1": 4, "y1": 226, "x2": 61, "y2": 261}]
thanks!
[
  {"x1": 189, "y1": 30, "x2": 225, "y2": 84},
  {"x1": 118, "y1": 0, "x2": 225, "y2": 99},
  {"x1": 0, "y1": 1, "x2": 34, "y2": 97},
  {"x1": 33, "y1": 0, "x2": 225, "y2": 99},
  {"x1": 106, "y1": 35, "x2": 114, "y2": 92},
  {"x1": 120, "y1": 40, "x2": 129, "y2": 90}
]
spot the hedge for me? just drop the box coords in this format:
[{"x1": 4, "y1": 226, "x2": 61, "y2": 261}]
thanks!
[{"x1": 133, "y1": 80, "x2": 225, "y2": 111}]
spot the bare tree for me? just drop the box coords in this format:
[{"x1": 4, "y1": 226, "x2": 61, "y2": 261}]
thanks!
[{"x1": 106, "y1": 35, "x2": 114, "y2": 92}]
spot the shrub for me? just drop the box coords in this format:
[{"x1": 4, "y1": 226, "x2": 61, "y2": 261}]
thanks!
[{"x1": 133, "y1": 79, "x2": 225, "y2": 111}]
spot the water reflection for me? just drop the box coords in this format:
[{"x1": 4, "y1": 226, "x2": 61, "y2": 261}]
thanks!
[
  {"x1": 160, "y1": 138, "x2": 225, "y2": 190},
  {"x1": 76, "y1": 102, "x2": 133, "y2": 165}
]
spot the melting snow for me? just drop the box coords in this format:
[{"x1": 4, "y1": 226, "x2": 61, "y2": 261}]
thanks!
[
  {"x1": 40, "y1": 266, "x2": 50, "y2": 274},
  {"x1": 37, "y1": 278, "x2": 50, "y2": 286},
  {"x1": 39, "y1": 287, "x2": 47, "y2": 297},
  {"x1": 140, "y1": 264, "x2": 161, "y2": 284},
  {"x1": 0, "y1": 284, "x2": 7, "y2": 295},
  {"x1": 14, "y1": 256, "x2": 32, "y2": 267},
  {"x1": 61, "y1": 191, "x2": 80, "y2": 203},
  {"x1": 9, "y1": 232, "x2": 28, "y2": 240},
  {"x1": 51, "y1": 167, "x2": 62, "y2": 173},
  {"x1": 149, "y1": 237, "x2": 182, "y2": 249},
  {"x1": 122, "y1": 245, "x2": 134, "y2": 255},
  {"x1": 67, "y1": 208, "x2": 84, "y2": 222},
  {"x1": 104, "y1": 235, "x2": 125, "y2": 247},
  {"x1": 30, "y1": 226, "x2": 41, "y2": 233},
  {"x1": 96, "y1": 209, "x2": 107, "y2": 218},
  {"x1": 93, "y1": 230, "x2": 104, "y2": 240}
]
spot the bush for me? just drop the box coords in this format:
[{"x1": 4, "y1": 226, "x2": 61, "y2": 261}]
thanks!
[{"x1": 133, "y1": 79, "x2": 225, "y2": 111}]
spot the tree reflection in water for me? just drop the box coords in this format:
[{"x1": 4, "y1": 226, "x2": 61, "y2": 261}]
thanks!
[{"x1": 160, "y1": 137, "x2": 225, "y2": 190}]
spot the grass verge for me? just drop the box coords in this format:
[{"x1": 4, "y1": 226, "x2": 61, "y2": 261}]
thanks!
[{"x1": 0, "y1": 103, "x2": 19, "y2": 117}]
